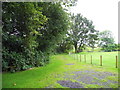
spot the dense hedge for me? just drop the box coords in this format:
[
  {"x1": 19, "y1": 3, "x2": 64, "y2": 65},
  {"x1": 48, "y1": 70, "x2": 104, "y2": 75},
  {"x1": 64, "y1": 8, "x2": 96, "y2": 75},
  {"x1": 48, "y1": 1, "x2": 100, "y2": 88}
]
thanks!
[{"x1": 2, "y1": 2, "x2": 69, "y2": 72}]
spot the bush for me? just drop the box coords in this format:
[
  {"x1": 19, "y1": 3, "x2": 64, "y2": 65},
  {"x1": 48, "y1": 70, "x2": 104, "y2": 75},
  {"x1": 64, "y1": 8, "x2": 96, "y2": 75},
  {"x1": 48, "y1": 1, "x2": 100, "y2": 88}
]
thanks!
[
  {"x1": 2, "y1": 2, "x2": 68, "y2": 72},
  {"x1": 101, "y1": 44, "x2": 118, "y2": 52},
  {"x1": 2, "y1": 47, "x2": 49, "y2": 72},
  {"x1": 34, "y1": 51, "x2": 49, "y2": 67}
]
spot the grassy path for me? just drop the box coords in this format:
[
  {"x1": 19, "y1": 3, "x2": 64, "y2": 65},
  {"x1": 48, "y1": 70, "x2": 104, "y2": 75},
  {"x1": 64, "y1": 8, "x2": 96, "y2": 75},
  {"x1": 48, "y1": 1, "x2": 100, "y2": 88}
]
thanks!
[{"x1": 3, "y1": 54, "x2": 118, "y2": 88}]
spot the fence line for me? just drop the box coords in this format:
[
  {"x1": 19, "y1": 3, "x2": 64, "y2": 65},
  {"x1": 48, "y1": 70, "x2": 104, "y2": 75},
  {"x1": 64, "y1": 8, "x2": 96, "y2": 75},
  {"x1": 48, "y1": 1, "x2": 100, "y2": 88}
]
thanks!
[
  {"x1": 80, "y1": 55, "x2": 81, "y2": 62},
  {"x1": 116, "y1": 56, "x2": 118, "y2": 68},
  {"x1": 84, "y1": 55, "x2": 86, "y2": 63},
  {"x1": 100, "y1": 55, "x2": 102, "y2": 66},
  {"x1": 91, "y1": 55, "x2": 92, "y2": 64},
  {"x1": 71, "y1": 54, "x2": 118, "y2": 68}
]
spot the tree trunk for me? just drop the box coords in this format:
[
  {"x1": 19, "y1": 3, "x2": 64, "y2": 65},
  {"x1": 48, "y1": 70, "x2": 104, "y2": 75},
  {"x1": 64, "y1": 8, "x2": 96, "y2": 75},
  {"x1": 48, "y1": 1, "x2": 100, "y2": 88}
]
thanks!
[
  {"x1": 78, "y1": 48, "x2": 83, "y2": 52},
  {"x1": 78, "y1": 44, "x2": 83, "y2": 52},
  {"x1": 74, "y1": 42, "x2": 77, "y2": 53},
  {"x1": 92, "y1": 47, "x2": 94, "y2": 52}
]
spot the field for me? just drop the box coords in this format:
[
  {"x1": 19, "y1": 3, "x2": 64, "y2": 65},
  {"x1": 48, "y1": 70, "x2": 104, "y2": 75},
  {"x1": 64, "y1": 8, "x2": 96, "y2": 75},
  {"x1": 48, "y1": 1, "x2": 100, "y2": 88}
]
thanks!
[
  {"x1": 73, "y1": 51, "x2": 118, "y2": 68},
  {"x1": 2, "y1": 52, "x2": 118, "y2": 88}
]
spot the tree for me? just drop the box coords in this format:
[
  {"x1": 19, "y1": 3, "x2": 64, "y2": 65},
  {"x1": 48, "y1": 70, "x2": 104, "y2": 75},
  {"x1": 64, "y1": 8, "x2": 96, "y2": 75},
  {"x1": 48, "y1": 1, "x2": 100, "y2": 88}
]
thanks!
[
  {"x1": 2, "y1": 2, "x2": 70, "y2": 72},
  {"x1": 117, "y1": 43, "x2": 120, "y2": 51},
  {"x1": 68, "y1": 14, "x2": 98, "y2": 53},
  {"x1": 55, "y1": 36, "x2": 73, "y2": 53},
  {"x1": 2, "y1": 2, "x2": 48, "y2": 72},
  {"x1": 98, "y1": 30, "x2": 115, "y2": 52},
  {"x1": 36, "y1": 2, "x2": 69, "y2": 54}
]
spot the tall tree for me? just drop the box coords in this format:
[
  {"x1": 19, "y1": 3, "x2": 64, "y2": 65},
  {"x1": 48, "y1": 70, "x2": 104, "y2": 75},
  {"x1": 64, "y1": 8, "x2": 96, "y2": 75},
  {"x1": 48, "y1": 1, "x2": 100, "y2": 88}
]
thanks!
[
  {"x1": 68, "y1": 14, "x2": 98, "y2": 53},
  {"x1": 98, "y1": 30, "x2": 115, "y2": 51},
  {"x1": 2, "y1": 2, "x2": 47, "y2": 52},
  {"x1": 37, "y1": 2, "x2": 69, "y2": 53},
  {"x1": 2, "y1": 2, "x2": 48, "y2": 72},
  {"x1": 2, "y1": 2, "x2": 69, "y2": 72}
]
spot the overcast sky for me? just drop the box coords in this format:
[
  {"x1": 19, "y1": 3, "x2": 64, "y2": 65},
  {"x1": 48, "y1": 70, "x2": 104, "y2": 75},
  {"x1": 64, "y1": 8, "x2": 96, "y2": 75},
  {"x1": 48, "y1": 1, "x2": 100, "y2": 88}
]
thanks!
[{"x1": 69, "y1": 0, "x2": 119, "y2": 43}]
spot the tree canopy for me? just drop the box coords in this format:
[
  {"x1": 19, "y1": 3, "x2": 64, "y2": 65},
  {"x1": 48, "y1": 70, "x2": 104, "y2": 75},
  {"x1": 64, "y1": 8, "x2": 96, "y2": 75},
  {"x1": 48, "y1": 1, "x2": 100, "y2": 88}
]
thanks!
[
  {"x1": 67, "y1": 14, "x2": 98, "y2": 53},
  {"x1": 98, "y1": 30, "x2": 116, "y2": 52},
  {"x1": 2, "y1": 2, "x2": 69, "y2": 72}
]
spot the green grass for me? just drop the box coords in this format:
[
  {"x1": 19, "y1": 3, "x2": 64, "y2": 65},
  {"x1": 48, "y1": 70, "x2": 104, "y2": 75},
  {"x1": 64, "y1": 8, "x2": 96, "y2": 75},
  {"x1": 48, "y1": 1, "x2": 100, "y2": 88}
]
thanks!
[
  {"x1": 2, "y1": 52, "x2": 118, "y2": 88},
  {"x1": 85, "y1": 84, "x2": 103, "y2": 88},
  {"x1": 73, "y1": 51, "x2": 118, "y2": 69},
  {"x1": 3, "y1": 55, "x2": 84, "y2": 88},
  {"x1": 0, "y1": 74, "x2": 2, "y2": 89}
]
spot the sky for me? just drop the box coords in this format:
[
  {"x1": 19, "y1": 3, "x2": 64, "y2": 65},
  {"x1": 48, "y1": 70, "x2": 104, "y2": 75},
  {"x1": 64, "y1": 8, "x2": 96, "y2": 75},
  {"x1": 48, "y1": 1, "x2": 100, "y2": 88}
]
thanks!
[{"x1": 69, "y1": 0, "x2": 119, "y2": 43}]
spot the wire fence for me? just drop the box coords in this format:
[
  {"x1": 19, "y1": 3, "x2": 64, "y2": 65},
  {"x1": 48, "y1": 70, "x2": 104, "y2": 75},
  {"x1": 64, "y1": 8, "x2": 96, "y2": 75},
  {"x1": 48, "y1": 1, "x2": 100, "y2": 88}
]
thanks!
[{"x1": 70, "y1": 54, "x2": 118, "y2": 68}]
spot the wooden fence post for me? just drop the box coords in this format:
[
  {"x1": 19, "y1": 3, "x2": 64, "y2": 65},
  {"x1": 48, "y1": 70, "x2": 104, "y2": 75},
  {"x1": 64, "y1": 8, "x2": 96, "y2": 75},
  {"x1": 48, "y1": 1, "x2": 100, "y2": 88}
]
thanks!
[
  {"x1": 91, "y1": 55, "x2": 92, "y2": 64},
  {"x1": 75, "y1": 54, "x2": 76, "y2": 60},
  {"x1": 116, "y1": 56, "x2": 118, "y2": 68},
  {"x1": 100, "y1": 55, "x2": 102, "y2": 66},
  {"x1": 84, "y1": 55, "x2": 86, "y2": 63},
  {"x1": 77, "y1": 54, "x2": 78, "y2": 61},
  {"x1": 80, "y1": 55, "x2": 81, "y2": 62}
]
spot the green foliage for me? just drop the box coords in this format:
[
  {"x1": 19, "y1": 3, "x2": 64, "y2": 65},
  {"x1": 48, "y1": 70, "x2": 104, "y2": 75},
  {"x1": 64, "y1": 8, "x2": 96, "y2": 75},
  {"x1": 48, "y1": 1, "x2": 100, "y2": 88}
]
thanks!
[
  {"x1": 98, "y1": 30, "x2": 116, "y2": 52},
  {"x1": 37, "y1": 2, "x2": 69, "y2": 53},
  {"x1": 117, "y1": 43, "x2": 120, "y2": 51},
  {"x1": 2, "y1": 47, "x2": 48, "y2": 72},
  {"x1": 101, "y1": 44, "x2": 118, "y2": 52},
  {"x1": 2, "y1": 2, "x2": 69, "y2": 72},
  {"x1": 68, "y1": 14, "x2": 98, "y2": 53},
  {"x1": 2, "y1": 2, "x2": 47, "y2": 72},
  {"x1": 55, "y1": 37, "x2": 73, "y2": 53},
  {"x1": 60, "y1": 0, "x2": 78, "y2": 7},
  {"x1": 3, "y1": 47, "x2": 25, "y2": 72}
]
